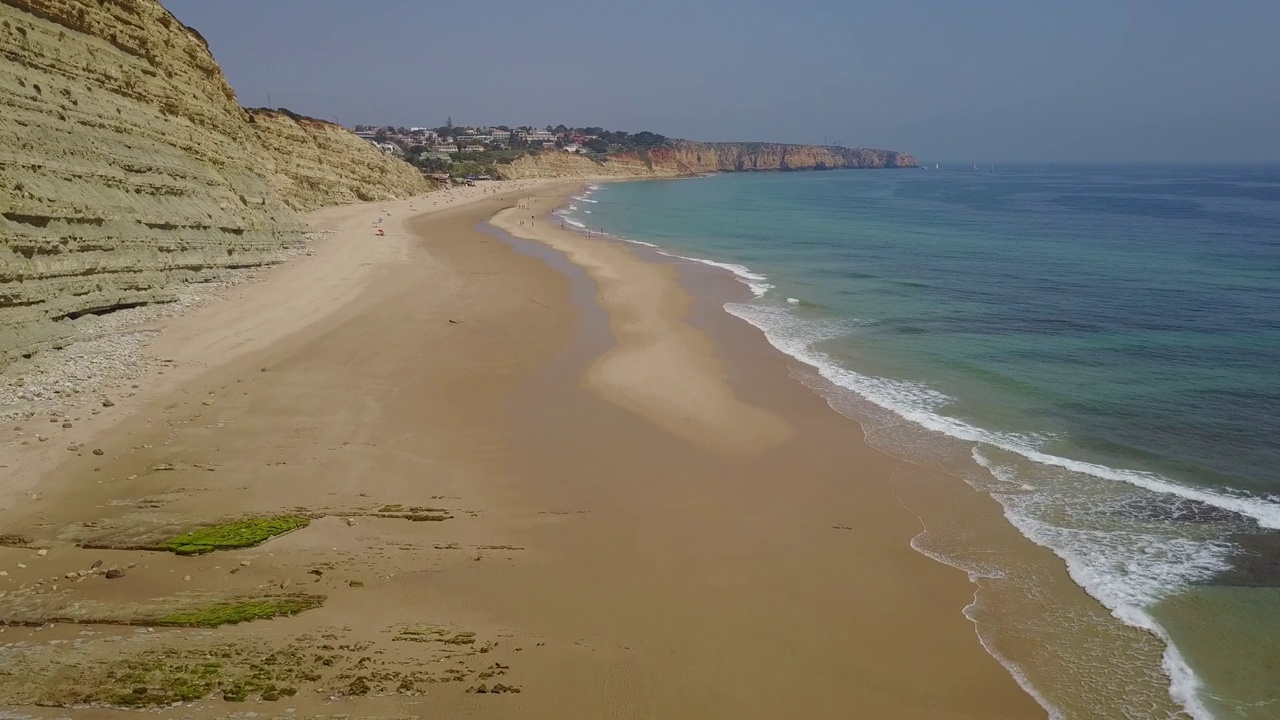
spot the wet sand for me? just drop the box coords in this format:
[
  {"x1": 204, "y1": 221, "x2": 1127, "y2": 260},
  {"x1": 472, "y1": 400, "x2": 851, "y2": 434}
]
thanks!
[{"x1": 0, "y1": 182, "x2": 1043, "y2": 717}]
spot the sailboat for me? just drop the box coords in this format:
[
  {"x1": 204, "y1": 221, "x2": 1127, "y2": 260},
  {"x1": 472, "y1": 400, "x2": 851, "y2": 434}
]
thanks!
[{"x1": 935, "y1": 163, "x2": 939, "y2": 170}]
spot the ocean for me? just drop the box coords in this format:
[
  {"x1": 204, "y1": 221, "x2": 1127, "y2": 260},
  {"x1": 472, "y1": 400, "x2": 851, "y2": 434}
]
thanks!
[{"x1": 555, "y1": 165, "x2": 1280, "y2": 719}]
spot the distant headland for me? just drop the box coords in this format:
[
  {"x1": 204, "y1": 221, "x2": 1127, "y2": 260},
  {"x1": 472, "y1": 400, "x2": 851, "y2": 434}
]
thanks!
[{"x1": 348, "y1": 123, "x2": 917, "y2": 180}]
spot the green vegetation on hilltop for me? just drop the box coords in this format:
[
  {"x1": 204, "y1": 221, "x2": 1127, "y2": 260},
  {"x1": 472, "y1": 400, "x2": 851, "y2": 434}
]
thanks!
[{"x1": 156, "y1": 515, "x2": 310, "y2": 555}]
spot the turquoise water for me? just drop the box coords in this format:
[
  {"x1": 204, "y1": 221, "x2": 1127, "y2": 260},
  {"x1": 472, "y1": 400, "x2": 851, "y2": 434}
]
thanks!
[{"x1": 558, "y1": 166, "x2": 1280, "y2": 719}]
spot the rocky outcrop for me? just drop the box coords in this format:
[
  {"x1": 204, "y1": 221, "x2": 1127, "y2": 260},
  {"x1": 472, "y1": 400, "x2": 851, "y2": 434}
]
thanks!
[
  {"x1": 245, "y1": 109, "x2": 429, "y2": 212},
  {"x1": 0, "y1": 0, "x2": 425, "y2": 367},
  {"x1": 498, "y1": 142, "x2": 915, "y2": 180}
]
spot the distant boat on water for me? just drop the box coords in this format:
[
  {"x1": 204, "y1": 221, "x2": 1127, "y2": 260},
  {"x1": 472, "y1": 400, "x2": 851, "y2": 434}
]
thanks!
[{"x1": 935, "y1": 163, "x2": 939, "y2": 169}]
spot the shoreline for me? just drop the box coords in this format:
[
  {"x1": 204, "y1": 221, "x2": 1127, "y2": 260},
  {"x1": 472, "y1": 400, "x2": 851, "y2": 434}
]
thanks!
[
  {"x1": 491, "y1": 187, "x2": 1046, "y2": 717},
  {"x1": 0, "y1": 178, "x2": 1040, "y2": 717},
  {"x1": 542, "y1": 178, "x2": 1217, "y2": 719}
]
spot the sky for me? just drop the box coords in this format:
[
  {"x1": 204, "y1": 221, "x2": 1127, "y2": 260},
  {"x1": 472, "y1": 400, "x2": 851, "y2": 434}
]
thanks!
[{"x1": 160, "y1": 0, "x2": 1280, "y2": 162}]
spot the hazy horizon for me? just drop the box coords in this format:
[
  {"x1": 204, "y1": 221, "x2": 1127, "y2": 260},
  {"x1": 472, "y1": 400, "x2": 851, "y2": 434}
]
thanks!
[{"x1": 161, "y1": 0, "x2": 1280, "y2": 163}]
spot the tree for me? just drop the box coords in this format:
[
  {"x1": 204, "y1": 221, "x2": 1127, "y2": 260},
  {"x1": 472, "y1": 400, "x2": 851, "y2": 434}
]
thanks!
[
  {"x1": 631, "y1": 131, "x2": 667, "y2": 147},
  {"x1": 446, "y1": 116, "x2": 453, "y2": 128},
  {"x1": 585, "y1": 138, "x2": 609, "y2": 154}
]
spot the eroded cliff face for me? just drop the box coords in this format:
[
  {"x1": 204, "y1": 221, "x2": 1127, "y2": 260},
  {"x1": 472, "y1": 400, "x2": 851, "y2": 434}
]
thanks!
[
  {"x1": 245, "y1": 109, "x2": 429, "y2": 212},
  {"x1": 0, "y1": 0, "x2": 426, "y2": 367},
  {"x1": 499, "y1": 142, "x2": 916, "y2": 180}
]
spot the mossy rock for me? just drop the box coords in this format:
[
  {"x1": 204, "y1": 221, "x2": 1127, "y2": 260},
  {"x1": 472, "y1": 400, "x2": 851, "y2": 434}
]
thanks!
[
  {"x1": 442, "y1": 631, "x2": 476, "y2": 645},
  {"x1": 155, "y1": 515, "x2": 309, "y2": 555},
  {"x1": 157, "y1": 596, "x2": 324, "y2": 628}
]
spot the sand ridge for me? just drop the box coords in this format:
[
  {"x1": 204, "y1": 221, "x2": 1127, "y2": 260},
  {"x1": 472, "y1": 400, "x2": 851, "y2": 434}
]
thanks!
[{"x1": 492, "y1": 198, "x2": 791, "y2": 455}]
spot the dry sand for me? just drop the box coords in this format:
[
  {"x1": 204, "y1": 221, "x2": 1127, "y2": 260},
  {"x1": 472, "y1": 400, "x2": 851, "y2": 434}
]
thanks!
[{"x1": 0, "y1": 181, "x2": 1044, "y2": 718}]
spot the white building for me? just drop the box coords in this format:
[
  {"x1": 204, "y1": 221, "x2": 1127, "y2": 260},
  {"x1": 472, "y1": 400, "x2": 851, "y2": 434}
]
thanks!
[{"x1": 517, "y1": 129, "x2": 556, "y2": 143}]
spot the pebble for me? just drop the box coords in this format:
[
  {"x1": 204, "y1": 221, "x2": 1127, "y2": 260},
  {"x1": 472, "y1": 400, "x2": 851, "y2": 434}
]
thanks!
[
  {"x1": 67, "y1": 445, "x2": 78, "y2": 451},
  {"x1": 239, "y1": 560, "x2": 251, "y2": 567},
  {"x1": 92, "y1": 449, "x2": 104, "y2": 455},
  {"x1": 36, "y1": 549, "x2": 47, "y2": 557},
  {"x1": 104, "y1": 568, "x2": 125, "y2": 579},
  {"x1": 349, "y1": 580, "x2": 364, "y2": 588},
  {"x1": 183, "y1": 575, "x2": 191, "y2": 581},
  {"x1": 61, "y1": 422, "x2": 72, "y2": 428},
  {"x1": 90, "y1": 560, "x2": 102, "y2": 569},
  {"x1": 343, "y1": 518, "x2": 357, "y2": 527}
]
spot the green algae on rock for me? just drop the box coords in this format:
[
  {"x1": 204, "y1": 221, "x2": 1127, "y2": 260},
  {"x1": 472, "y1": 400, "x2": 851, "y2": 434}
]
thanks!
[
  {"x1": 156, "y1": 515, "x2": 309, "y2": 555},
  {"x1": 157, "y1": 595, "x2": 324, "y2": 627}
]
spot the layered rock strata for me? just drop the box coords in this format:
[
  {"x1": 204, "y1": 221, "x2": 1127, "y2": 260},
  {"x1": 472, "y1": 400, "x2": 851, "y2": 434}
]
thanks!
[{"x1": 0, "y1": 0, "x2": 425, "y2": 367}]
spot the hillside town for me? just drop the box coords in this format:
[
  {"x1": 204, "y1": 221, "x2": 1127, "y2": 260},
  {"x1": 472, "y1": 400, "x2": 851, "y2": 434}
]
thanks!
[{"x1": 351, "y1": 120, "x2": 671, "y2": 180}]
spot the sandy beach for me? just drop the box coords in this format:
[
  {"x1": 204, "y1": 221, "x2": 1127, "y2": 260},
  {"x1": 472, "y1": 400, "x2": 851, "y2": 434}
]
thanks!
[{"x1": 0, "y1": 181, "x2": 1043, "y2": 718}]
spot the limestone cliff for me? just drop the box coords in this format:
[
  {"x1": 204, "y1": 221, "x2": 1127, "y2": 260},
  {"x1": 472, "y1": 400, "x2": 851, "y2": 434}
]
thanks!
[
  {"x1": 0, "y1": 0, "x2": 426, "y2": 367},
  {"x1": 245, "y1": 108, "x2": 429, "y2": 212},
  {"x1": 498, "y1": 141, "x2": 915, "y2": 180}
]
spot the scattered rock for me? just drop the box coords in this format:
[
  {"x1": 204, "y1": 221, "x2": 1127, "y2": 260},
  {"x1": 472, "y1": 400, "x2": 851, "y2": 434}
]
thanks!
[
  {"x1": 67, "y1": 445, "x2": 78, "y2": 451},
  {"x1": 104, "y1": 568, "x2": 125, "y2": 579},
  {"x1": 101, "y1": 400, "x2": 114, "y2": 408},
  {"x1": 346, "y1": 676, "x2": 371, "y2": 696},
  {"x1": 239, "y1": 560, "x2": 251, "y2": 567},
  {"x1": 201, "y1": 398, "x2": 215, "y2": 406},
  {"x1": 92, "y1": 449, "x2": 104, "y2": 456},
  {"x1": 61, "y1": 422, "x2": 72, "y2": 429},
  {"x1": 343, "y1": 518, "x2": 357, "y2": 527},
  {"x1": 90, "y1": 560, "x2": 103, "y2": 569},
  {"x1": 349, "y1": 580, "x2": 364, "y2": 588},
  {"x1": 36, "y1": 549, "x2": 48, "y2": 557}
]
